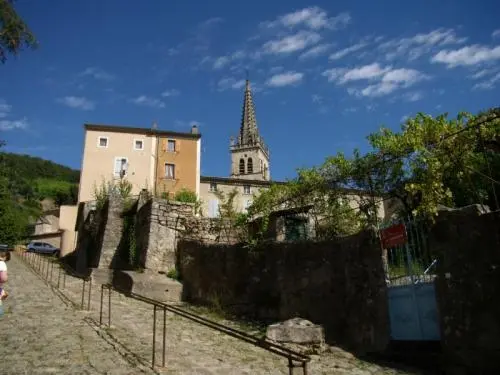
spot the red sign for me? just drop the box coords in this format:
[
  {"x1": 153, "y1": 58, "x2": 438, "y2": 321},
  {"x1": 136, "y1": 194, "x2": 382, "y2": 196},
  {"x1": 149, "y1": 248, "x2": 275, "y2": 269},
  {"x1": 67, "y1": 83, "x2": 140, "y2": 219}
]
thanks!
[{"x1": 380, "y1": 224, "x2": 407, "y2": 248}]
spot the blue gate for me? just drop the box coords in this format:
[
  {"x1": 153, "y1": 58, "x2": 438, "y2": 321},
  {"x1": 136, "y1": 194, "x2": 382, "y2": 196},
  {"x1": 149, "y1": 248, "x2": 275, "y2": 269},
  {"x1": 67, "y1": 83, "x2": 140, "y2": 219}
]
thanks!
[{"x1": 383, "y1": 220, "x2": 441, "y2": 341}]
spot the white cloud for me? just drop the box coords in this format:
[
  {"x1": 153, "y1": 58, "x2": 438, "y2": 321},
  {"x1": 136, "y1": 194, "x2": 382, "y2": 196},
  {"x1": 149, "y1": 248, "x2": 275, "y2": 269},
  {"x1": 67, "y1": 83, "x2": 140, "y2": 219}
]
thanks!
[
  {"x1": 57, "y1": 96, "x2": 95, "y2": 110},
  {"x1": 79, "y1": 67, "x2": 115, "y2": 81},
  {"x1": 261, "y1": 7, "x2": 350, "y2": 30},
  {"x1": 379, "y1": 28, "x2": 467, "y2": 61},
  {"x1": 431, "y1": 44, "x2": 500, "y2": 67},
  {"x1": 329, "y1": 42, "x2": 367, "y2": 60},
  {"x1": 213, "y1": 56, "x2": 230, "y2": 69},
  {"x1": 131, "y1": 95, "x2": 165, "y2": 108},
  {"x1": 269, "y1": 66, "x2": 284, "y2": 74},
  {"x1": 403, "y1": 91, "x2": 423, "y2": 102},
  {"x1": 0, "y1": 99, "x2": 12, "y2": 118},
  {"x1": 266, "y1": 71, "x2": 304, "y2": 87},
  {"x1": 161, "y1": 89, "x2": 180, "y2": 97},
  {"x1": 473, "y1": 72, "x2": 500, "y2": 90},
  {"x1": 217, "y1": 77, "x2": 246, "y2": 91},
  {"x1": 323, "y1": 63, "x2": 390, "y2": 84},
  {"x1": 324, "y1": 63, "x2": 428, "y2": 98},
  {"x1": 205, "y1": 50, "x2": 247, "y2": 70},
  {"x1": 263, "y1": 30, "x2": 321, "y2": 54},
  {"x1": 470, "y1": 68, "x2": 495, "y2": 79},
  {"x1": 492, "y1": 30, "x2": 500, "y2": 39},
  {"x1": 312, "y1": 94, "x2": 323, "y2": 104},
  {"x1": 358, "y1": 82, "x2": 399, "y2": 97},
  {"x1": 0, "y1": 118, "x2": 28, "y2": 131},
  {"x1": 299, "y1": 43, "x2": 334, "y2": 60}
]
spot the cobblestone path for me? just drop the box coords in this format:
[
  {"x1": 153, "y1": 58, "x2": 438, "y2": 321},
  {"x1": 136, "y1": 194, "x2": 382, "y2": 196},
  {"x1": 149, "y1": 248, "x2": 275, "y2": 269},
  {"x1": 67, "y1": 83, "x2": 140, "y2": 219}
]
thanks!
[
  {"x1": 0, "y1": 254, "x2": 156, "y2": 375},
  {"x1": 4, "y1": 253, "x2": 430, "y2": 375}
]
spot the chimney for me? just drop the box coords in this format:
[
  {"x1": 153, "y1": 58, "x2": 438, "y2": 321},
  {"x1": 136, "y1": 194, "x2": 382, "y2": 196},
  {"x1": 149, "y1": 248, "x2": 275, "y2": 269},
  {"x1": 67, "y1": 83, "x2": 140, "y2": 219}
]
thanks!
[{"x1": 191, "y1": 124, "x2": 199, "y2": 134}]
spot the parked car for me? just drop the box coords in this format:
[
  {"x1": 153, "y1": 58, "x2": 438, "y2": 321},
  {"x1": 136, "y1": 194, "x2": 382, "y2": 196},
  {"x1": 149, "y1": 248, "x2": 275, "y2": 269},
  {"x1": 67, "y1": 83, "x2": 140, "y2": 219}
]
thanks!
[
  {"x1": 26, "y1": 241, "x2": 60, "y2": 256},
  {"x1": 0, "y1": 244, "x2": 13, "y2": 252}
]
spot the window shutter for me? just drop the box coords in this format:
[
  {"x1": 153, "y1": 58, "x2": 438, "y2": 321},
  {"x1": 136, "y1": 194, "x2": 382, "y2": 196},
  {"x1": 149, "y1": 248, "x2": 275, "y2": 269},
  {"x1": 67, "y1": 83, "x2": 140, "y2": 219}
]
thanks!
[
  {"x1": 176, "y1": 140, "x2": 181, "y2": 152},
  {"x1": 175, "y1": 166, "x2": 180, "y2": 180},
  {"x1": 162, "y1": 139, "x2": 167, "y2": 152},
  {"x1": 114, "y1": 158, "x2": 121, "y2": 176}
]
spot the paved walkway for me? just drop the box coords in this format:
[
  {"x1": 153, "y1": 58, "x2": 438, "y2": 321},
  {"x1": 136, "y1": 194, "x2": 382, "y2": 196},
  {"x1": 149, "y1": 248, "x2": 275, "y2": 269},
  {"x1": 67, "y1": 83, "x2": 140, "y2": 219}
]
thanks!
[
  {"x1": 2, "y1": 253, "x2": 429, "y2": 375},
  {"x1": 0, "y1": 254, "x2": 155, "y2": 375}
]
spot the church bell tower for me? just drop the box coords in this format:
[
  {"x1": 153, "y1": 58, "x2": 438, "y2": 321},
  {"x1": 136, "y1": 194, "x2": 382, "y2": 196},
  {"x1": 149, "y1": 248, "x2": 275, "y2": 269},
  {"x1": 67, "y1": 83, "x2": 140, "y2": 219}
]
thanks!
[{"x1": 230, "y1": 80, "x2": 270, "y2": 181}]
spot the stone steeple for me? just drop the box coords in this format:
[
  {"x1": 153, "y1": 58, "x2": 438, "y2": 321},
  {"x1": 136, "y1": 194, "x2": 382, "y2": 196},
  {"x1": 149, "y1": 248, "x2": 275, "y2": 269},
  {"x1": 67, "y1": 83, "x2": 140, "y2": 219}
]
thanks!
[{"x1": 230, "y1": 80, "x2": 270, "y2": 181}]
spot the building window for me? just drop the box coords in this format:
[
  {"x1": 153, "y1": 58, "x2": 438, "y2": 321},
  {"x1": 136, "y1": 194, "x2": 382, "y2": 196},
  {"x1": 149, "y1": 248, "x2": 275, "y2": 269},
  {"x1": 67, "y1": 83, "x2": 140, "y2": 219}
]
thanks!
[
  {"x1": 247, "y1": 158, "x2": 253, "y2": 173},
  {"x1": 98, "y1": 136, "x2": 108, "y2": 148},
  {"x1": 165, "y1": 163, "x2": 175, "y2": 179},
  {"x1": 114, "y1": 157, "x2": 128, "y2": 178},
  {"x1": 167, "y1": 140, "x2": 176, "y2": 152},
  {"x1": 239, "y1": 158, "x2": 245, "y2": 174},
  {"x1": 134, "y1": 139, "x2": 144, "y2": 150},
  {"x1": 243, "y1": 185, "x2": 251, "y2": 194},
  {"x1": 210, "y1": 182, "x2": 217, "y2": 192}
]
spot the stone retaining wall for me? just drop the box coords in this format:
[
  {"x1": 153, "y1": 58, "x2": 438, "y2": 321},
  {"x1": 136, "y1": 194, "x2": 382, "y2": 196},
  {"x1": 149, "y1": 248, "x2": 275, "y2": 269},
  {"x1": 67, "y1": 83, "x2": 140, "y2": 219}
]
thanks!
[
  {"x1": 431, "y1": 205, "x2": 500, "y2": 375},
  {"x1": 177, "y1": 230, "x2": 390, "y2": 354}
]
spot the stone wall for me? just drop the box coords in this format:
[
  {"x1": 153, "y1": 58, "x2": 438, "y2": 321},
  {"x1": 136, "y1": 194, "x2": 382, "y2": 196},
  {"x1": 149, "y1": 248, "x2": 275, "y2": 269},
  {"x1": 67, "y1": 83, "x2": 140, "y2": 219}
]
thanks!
[
  {"x1": 177, "y1": 230, "x2": 390, "y2": 353},
  {"x1": 136, "y1": 197, "x2": 242, "y2": 273},
  {"x1": 431, "y1": 205, "x2": 500, "y2": 375}
]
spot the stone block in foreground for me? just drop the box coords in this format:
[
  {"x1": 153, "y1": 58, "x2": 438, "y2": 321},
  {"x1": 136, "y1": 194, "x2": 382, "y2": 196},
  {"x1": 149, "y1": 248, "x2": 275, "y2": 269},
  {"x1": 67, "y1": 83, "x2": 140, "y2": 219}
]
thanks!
[{"x1": 266, "y1": 317, "x2": 325, "y2": 345}]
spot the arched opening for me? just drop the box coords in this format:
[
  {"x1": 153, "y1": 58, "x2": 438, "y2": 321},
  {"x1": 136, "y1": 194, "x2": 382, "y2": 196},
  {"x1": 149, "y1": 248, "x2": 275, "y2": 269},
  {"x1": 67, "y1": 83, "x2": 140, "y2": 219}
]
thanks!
[
  {"x1": 247, "y1": 158, "x2": 253, "y2": 174},
  {"x1": 239, "y1": 158, "x2": 245, "y2": 174}
]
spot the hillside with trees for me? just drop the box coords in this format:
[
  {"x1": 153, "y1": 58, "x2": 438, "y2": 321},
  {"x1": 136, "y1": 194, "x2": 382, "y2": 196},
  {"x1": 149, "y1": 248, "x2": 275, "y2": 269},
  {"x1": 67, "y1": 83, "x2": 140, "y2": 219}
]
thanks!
[{"x1": 0, "y1": 151, "x2": 80, "y2": 245}]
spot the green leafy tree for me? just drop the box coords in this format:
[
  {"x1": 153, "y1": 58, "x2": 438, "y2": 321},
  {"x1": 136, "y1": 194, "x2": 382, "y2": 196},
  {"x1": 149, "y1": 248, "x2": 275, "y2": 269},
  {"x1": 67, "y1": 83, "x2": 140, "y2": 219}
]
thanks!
[{"x1": 0, "y1": 0, "x2": 37, "y2": 63}]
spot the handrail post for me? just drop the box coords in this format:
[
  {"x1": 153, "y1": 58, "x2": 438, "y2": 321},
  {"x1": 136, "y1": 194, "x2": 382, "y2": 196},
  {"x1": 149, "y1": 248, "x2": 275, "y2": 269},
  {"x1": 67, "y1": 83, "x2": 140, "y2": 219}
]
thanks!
[
  {"x1": 152, "y1": 305, "x2": 157, "y2": 368},
  {"x1": 57, "y1": 265, "x2": 61, "y2": 288},
  {"x1": 99, "y1": 284, "x2": 104, "y2": 325},
  {"x1": 162, "y1": 306, "x2": 166, "y2": 367},
  {"x1": 87, "y1": 277, "x2": 92, "y2": 311},
  {"x1": 108, "y1": 286, "x2": 111, "y2": 327},
  {"x1": 288, "y1": 357, "x2": 293, "y2": 375},
  {"x1": 81, "y1": 279, "x2": 86, "y2": 309},
  {"x1": 303, "y1": 361, "x2": 308, "y2": 375}
]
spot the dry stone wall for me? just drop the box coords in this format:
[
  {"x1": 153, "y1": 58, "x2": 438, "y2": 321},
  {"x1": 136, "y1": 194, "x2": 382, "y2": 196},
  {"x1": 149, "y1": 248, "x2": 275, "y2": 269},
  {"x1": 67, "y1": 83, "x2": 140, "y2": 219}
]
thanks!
[
  {"x1": 431, "y1": 205, "x2": 500, "y2": 375},
  {"x1": 136, "y1": 197, "x2": 241, "y2": 273},
  {"x1": 177, "y1": 230, "x2": 390, "y2": 354}
]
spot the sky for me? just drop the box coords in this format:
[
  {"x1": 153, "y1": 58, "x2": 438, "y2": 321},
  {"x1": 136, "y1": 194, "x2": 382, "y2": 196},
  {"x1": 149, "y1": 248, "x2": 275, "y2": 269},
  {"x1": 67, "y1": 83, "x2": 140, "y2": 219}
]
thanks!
[{"x1": 1, "y1": 0, "x2": 500, "y2": 181}]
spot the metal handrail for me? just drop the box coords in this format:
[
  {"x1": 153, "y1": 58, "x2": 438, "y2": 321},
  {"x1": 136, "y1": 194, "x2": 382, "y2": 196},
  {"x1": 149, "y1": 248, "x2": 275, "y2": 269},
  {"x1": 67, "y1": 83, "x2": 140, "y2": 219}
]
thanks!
[
  {"x1": 17, "y1": 251, "x2": 311, "y2": 374},
  {"x1": 100, "y1": 283, "x2": 311, "y2": 374}
]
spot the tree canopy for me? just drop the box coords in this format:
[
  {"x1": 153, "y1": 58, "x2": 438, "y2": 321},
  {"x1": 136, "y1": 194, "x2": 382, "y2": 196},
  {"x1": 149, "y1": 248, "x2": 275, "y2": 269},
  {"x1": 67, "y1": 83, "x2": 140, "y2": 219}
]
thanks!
[
  {"x1": 0, "y1": 150, "x2": 80, "y2": 245},
  {"x1": 247, "y1": 108, "x2": 500, "y2": 240},
  {"x1": 0, "y1": 0, "x2": 37, "y2": 63}
]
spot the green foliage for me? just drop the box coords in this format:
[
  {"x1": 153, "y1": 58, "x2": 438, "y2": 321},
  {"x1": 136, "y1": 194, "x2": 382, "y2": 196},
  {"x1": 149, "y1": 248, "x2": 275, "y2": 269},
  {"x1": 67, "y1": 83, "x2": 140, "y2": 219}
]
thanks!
[
  {"x1": 35, "y1": 178, "x2": 78, "y2": 205},
  {"x1": 248, "y1": 108, "x2": 500, "y2": 234},
  {"x1": 0, "y1": 174, "x2": 30, "y2": 245},
  {"x1": 122, "y1": 214, "x2": 138, "y2": 268},
  {"x1": 0, "y1": 152, "x2": 79, "y2": 207},
  {"x1": 92, "y1": 178, "x2": 134, "y2": 210},
  {"x1": 174, "y1": 188, "x2": 197, "y2": 203},
  {"x1": 166, "y1": 268, "x2": 180, "y2": 281},
  {"x1": 212, "y1": 188, "x2": 250, "y2": 242},
  {"x1": 0, "y1": 0, "x2": 38, "y2": 64},
  {"x1": 174, "y1": 188, "x2": 203, "y2": 215}
]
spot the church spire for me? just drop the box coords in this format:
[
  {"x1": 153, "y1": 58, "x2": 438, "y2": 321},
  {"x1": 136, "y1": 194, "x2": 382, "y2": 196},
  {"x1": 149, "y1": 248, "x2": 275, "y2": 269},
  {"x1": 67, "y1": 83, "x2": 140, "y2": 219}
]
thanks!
[
  {"x1": 238, "y1": 80, "x2": 265, "y2": 151},
  {"x1": 230, "y1": 79, "x2": 270, "y2": 181}
]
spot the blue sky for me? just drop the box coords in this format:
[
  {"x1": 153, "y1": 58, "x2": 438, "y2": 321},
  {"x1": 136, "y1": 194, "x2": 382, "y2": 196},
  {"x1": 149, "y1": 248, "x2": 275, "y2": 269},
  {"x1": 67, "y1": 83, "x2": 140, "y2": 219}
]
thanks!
[{"x1": 1, "y1": 0, "x2": 499, "y2": 181}]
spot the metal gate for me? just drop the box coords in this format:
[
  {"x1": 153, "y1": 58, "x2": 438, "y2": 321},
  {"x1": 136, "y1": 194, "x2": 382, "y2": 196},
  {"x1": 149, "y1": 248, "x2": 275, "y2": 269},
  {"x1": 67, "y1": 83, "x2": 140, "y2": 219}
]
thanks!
[{"x1": 382, "y1": 220, "x2": 440, "y2": 341}]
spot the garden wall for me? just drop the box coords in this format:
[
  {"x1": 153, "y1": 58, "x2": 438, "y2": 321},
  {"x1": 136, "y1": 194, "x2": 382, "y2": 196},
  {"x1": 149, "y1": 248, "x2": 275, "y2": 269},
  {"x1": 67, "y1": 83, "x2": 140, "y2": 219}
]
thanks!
[
  {"x1": 177, "y1": 230, "x2": 390, "y2": 353},
  {"x1": 431, "y1": 205, "x2": 500, "y2": 375}
]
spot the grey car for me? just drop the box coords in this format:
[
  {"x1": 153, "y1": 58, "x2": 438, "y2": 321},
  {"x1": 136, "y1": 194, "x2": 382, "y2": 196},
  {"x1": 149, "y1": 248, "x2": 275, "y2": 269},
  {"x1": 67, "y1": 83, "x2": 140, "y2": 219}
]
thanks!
[{"x1": 27, "y1": 241, "x2": 60, "y2": 256}]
